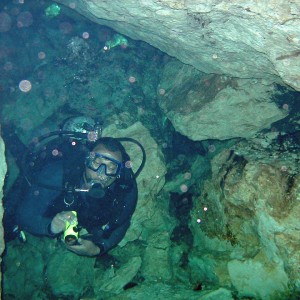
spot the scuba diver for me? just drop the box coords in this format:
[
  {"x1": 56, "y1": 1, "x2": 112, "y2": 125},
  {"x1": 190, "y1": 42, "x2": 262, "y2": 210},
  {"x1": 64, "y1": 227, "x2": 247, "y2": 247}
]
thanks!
[{"x1": 3, "y1": 116, "x2": 146, "y2": 257}]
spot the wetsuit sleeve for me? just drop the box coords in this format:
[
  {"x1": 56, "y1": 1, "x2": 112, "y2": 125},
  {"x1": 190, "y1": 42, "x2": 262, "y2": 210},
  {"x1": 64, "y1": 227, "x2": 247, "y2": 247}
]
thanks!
[
  {"x1": 16, "y1": 162, "x2": 63, "y2": 236},
  {"x1": 92, "y1": 180, "x2": 138, "y2": 254}
]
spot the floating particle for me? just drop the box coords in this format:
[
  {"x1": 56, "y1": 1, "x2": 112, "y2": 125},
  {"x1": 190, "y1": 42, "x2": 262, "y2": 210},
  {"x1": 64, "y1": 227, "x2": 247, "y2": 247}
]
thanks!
[
  {"x1": 125, "y1": 160, "x2": 133, "y2": 168},
  {"x1": 69, "y1": 2, "x2": 76, "y2": 9},
  {"x1": 128, "y1": 76, "x2": 136, "y2": 83},
  {"x1": 203, "y1": 206, "x2": 208, "y2": 211},
  {"x1": 0, "y1": 12, "x2": 12, "y2": 32},
  {"x1": 3, "y1": 61, "x2": 13, "y2": 71},
  {"x1": 280, "y1": 166, "x2": 287, "y2": 172},
  {"x1": 162, "y1": 142, "x2": 168, "y2": 148},
  {"x1": 43, "y1": 87, "x2": 55, "y2": 98},
  {"x1": 19, "y1": 79, "x2": 32, "y2": 92},
  {"x1": 184, "y1": 172, "x2": 192, "y2": 180},
  {"x1": 156, "y1": 175, "x2": 160, "y2": 179},
  {"x1": 34, "y1": 190, "x2": 40, "y2": 196},
  {"x1": 159, "y1": 88, "x2": 165, "y2": 95},
  {"x1": 20, "y1": 118, "x2": 32, "y2": 130},
  {"x1": 17, "y1": 11, "x2": 33, "y2": 28},
  {"x1": 212, "y1": 54, "x2": 218, "y2": 59},
  {"x1": 282, "y1": 103, "x2": 289, "y2": 110},
  {"x1": 52, "y1": 149, "x2": 59, "y2": 156},
  {"x1": 59, "y1": 22, "x2": 72, "y2": 34},
  {"x1": 182, "y1": 197, "x2": 188, "y2": 204},
  {"x1": 38, "y1": 51, "x2": 46, "y2": 59},
  {"x1": 82, "y1": 32, "x2": 89, "y2": 39},
  {"x1": 40, "y1": 151, "x2": 47, "y2": 159},
  {"x1": 196, "y1": 218, "x2": 201, "y2": 223},
  {"x1": 71, "y1": 141, "x2": 76, "y2": 146},
  {"x1": 180, "y1": 184, "x2": 188, "y2": 192},
  {"x1": 11, "y1": 7, "x2": 20, "y2": 16},
  {"x1": 87, "y1": 131, "x2": 98, "y2": 142},
  {"x1": 208, "y1": 144, "x2": 216, "y2": 153}
]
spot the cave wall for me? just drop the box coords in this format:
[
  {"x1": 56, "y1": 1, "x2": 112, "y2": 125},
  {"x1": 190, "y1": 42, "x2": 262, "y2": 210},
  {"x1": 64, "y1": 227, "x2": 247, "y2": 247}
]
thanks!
[
  {"x1": 0, "y1": 134, "x2": 7, "y2": 297},
  {"x1": 56, "y1": 0, "x2": 300, "y2": 91}
]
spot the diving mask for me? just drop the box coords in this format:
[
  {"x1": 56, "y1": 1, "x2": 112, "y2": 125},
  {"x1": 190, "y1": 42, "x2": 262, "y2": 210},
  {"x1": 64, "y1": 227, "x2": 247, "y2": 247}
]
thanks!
[{"x1": 86, "y1": 152, "x2": 123, "y2": 177}]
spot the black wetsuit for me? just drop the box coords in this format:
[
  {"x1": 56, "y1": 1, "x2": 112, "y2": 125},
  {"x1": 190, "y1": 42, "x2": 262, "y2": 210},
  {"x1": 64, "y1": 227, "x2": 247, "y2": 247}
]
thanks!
[{"x1": 8, "y1": 155, "x2": 138, "y2": 255}]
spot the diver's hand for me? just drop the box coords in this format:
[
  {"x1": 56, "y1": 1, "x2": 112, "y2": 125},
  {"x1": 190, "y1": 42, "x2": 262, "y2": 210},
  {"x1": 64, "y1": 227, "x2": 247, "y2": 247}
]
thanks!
[
  {"x1": 50, "y1": 211, "x2": 77, "y2": 234},
  {"x1": 66, "y1": 238, "x2": 101, "y2": 256}
]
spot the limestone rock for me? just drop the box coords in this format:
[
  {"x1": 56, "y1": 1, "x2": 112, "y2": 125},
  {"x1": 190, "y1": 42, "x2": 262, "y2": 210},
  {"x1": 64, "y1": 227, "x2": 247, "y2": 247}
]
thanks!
[
  {"x1": 95, "y1": 256, "x2": 142, "y2": 296},
  {"x1": 0, "y1": 135, "x2": 7, "y2": 296},
  {"x1": 190, "y1": 145, "x2": 300, "y2": 298},
  {"x1": 1, "y1": 68, "x2": 67, "y2": 142},
  {"x1": 103, "y1": 122, "x2": 172, "y2": 244},
  {"x1": 142, "y1": 231, "x2": 173, "y2": 281},
  {"x1": 158, "y1": 61, "x2": 286, "y2": 141},
  {"x1": 47, "y1": 249, "x2": 95, "y2": 298},
  {"x1": 2, "y1": 237, "x2": 45, "y2": 299},
  {"x1": 228, "y1": 257, "x2": 289, "y2": 299},
  {"x1": 105, "y1": 282, "x2": 233, "y2": 300},
  {"x1": 56, "y1": 0, "x2": 300, "y2": 91}
]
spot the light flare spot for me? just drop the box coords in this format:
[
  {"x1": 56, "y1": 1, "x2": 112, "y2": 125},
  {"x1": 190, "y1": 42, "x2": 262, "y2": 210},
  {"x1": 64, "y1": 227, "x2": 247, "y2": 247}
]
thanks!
[
  {"x1": 19, "y1": 79, "x2": 32, "y2": 92},
  {"x1": 180, "y1": 184, "x2": 188, "y2": 193},
  {"x1": 82, "y1": 31, "x2": 89, "y2": 39},
  {"x1": 128, "y1": 76, "x2": 136, "y2": 83},
  {"x1": 159, "y1": 88, "x2": 165, "y2": 95},
  {"x1": 38, "y1": 51, "x2": 46, "y2": 59},
  {"x1": 125, "y1": 161, "x2": 133, "y2": 169},
  {"x1": 280, "y1": 166, "x2": 287, "y2": 172},
  {"x1": 282, "y1": 103, "x2": 289, "y2": 110},
  {"x1": 208, "y1": 144, "x2": 216, "y2": 153},
  {"x1": 52, "y1": 149, "x2": 59, "y2": 156},
  {"x1": 87, "y1": 131, "x2": 98, "y2": 142}
]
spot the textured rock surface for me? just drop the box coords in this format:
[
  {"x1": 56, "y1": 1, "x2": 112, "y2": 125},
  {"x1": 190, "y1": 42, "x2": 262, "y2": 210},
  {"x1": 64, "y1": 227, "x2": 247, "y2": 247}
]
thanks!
[
  {"x1": 0, "y1": 136, "x2": 7, "y2": 297},
  {"x1": 189, "y1": 144, "x2": 300, "y2": 298},
  {"x1": 106, "y1": 283, "x2": 233, "y2": 300},
  {"x1": 95, "y1": 256, "x2": 142, "y2": 296},
  {"x1": 56, "y1": 0, "x2": 300, "y2": 91},
  {"x1": 47, "y1": 249, "x2": 95, "y2": 297},
  {"x1": 228, "y1": 257, "x2": 289, "y2": 299},
  {"x1": 158, "y1": 61, "x2": 287, "y2": 140},
  {"x1": 103, "y1": 122, "x2": 173, "y2": 245}
]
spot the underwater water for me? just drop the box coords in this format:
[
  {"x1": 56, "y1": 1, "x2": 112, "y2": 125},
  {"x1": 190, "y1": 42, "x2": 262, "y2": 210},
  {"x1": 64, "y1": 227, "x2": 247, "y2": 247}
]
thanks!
[{"x1": 0, "y1": 1, "x2": 300, "y2": 300}]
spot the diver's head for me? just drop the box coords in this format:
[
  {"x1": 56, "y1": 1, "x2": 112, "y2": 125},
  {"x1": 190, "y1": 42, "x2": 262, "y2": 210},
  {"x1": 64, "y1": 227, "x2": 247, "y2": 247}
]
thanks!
[{"x1": 84, "y1": 137, "x2": 125, "y2": 190}]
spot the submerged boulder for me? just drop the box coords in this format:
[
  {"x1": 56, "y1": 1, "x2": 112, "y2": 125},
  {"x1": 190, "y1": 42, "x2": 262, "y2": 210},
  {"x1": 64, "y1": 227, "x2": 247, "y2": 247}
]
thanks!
[
  {"x1": 56, "y1": 0, "x2": 300, "y2": 91},
  {"x1": 158, "y1": 61, "x2": 287, "y2": 141},
  {"x1": 189, "y1": 139, "x2": 300, "y2": 298}
]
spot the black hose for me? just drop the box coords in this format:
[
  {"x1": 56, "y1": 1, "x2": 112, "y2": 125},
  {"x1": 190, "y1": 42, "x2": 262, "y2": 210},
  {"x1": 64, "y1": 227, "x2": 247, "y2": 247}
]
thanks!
[{"x1": 22, "y1": 131, "x2": 146, "y2": 191}]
